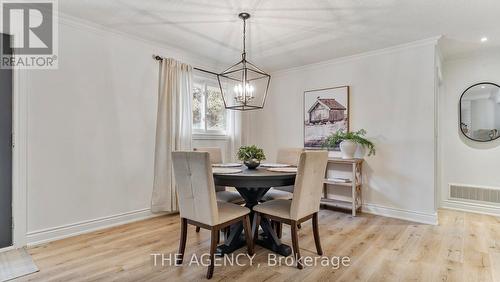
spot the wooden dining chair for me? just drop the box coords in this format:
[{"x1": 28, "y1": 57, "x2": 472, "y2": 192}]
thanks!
[
  {"x1": 253, "y1": 151, "x2": 328, "y2": 269},
  {"x1": 172, "y1": 151, "x2": 254, "y2": 279},
  {"x1": 261, "y1": 148, "x2": 303, "y2": 202},
  {"x1": 261, "y1": 148, "x2": 304, "y2": 234},
  {"x1": 193, "y1": 147, "x2": 223, "y2": 164},
  {"x1": 193, "y1": 147, "x2": 244, "y2": 233}
]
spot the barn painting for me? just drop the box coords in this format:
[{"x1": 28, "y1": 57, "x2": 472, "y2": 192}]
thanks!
[
  {"x1": 304, "y1": 86, "x2": 349, "y2": 149},
  {"x1": 308, "y1": 98, "x2": 346, "y2": 124}
]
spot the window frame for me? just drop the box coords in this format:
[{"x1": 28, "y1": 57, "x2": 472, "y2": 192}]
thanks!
[{"x1": 192, "y1": 75, "x2": 228, "y2": 136}]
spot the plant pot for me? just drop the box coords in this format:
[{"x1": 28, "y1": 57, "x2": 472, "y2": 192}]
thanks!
[
  {"x1": 339, "y1": 140, "x2": 357, "y2": 159},
  {"x1": 244, "y1": 159, "x2": 260, "y2": 169}
]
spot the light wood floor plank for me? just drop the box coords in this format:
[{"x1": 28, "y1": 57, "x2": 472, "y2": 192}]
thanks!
[{"x1": 11, "y1": 209, "x2": 500, "y2": 281}]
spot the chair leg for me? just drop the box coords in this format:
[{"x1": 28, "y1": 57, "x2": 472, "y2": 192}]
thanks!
[
  {"x1": 177, "y1": 218, "x2": 188, "y2": 265},
  {"x1": 207, "y1": 228, "x2": 218, "y2": 279},
  {"x1": 291, "y1": 221, "x2": 303, "y2": 269},
  {"x1": 276, "y1": 222, "x2": 282, "y2": 239},
  {"x1": 242, "y1": 215, "x2": 254, "y2": 255},
  {"x1": 195, "y1": 226, "x2": 201, "y2": 233},
  {"x1": 222, "y1": 227, "x2": 230, "y2": 242},
  {"x1": 253, "y1": 213, "x2": 261, "y2": 244},
  {"x1": 312, "y1": 212, "x2": 323, "y2": 256}
]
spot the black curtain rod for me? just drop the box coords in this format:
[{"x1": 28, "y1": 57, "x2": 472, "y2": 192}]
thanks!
[{"x1": 153, "y1": 55, "x2": 219, "y2": 76}]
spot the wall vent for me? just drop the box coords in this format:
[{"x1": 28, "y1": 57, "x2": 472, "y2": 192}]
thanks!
[{"x1": 449, "y1": 184, "x2": 500, "y2": 205}]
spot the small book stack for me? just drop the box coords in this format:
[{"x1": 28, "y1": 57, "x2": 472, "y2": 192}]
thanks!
[{"x1": 327, "y1": 177, "x2": 351, "y2": 183}]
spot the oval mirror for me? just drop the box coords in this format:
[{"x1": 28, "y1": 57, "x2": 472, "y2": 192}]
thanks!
[{"x1": 460, "y1": 82, "x2": 500, "y2": 142}]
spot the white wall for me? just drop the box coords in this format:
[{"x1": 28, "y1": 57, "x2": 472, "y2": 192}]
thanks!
[
  {"x1": 440, "y1": 50, "x2": 500, "y2": 214},
  {"x1": 247, "y1": 40, "x2": 439, "y2": 224},
  {"x1": 25, "y1": 17, "x2": 217, "y2": 244}
]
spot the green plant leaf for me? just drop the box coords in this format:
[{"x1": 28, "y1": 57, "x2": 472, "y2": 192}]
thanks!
[
  {"x1": 237, "y1": 145, "x2": 266, "y2": 161},
  {"x1": 322, "y1": 129, "x2": 376, "y2": 156}
]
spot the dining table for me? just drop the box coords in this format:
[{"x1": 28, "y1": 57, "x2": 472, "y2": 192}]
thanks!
[{"x1": 213, "y1": 166, "x2": 296, "y2": 257}]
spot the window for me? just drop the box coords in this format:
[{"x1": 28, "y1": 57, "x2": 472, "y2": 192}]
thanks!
[{"x1": 192, "y1": 73, "x2": 227, "y2": 135}]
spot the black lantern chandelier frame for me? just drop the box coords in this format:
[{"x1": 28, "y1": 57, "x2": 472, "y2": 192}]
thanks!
[{"x1": 217, "y1": 12, "x2": 271, "y2": 111}]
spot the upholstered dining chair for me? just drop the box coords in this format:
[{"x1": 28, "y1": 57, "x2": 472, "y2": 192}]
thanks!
[
  {"x1": 253, "y1": 151, "x2": 328, "y2": 269},
  {"x1": 193, "y1": 147, "x2": 244, "y2": 234},
  {"x1": 261, "y1": 148, "x2": 303, "y2": 202},
  {"x1": 172, "y1": 151, "x2": 253, "y2": 279}
]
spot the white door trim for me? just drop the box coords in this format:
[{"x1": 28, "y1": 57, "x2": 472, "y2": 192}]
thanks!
[{"x1": 11, "y1": 46, "x2": 29, "y2": 248}]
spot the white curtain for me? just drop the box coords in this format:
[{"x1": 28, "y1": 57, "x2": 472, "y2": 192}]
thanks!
[
  {"x1": 228, "y1": 110, "x2": 244, "y2": 161},
  {"x1": 151, "y1": 58, "x2": 193, "y2": 213}
]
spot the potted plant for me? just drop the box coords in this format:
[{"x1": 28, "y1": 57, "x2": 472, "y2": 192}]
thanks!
[
  {"x1": 237, "y1": 145, "x2": 266, "y2": 169},
  {"x1": 323, "y1": 129, "x2": 375, "y2": 159}
]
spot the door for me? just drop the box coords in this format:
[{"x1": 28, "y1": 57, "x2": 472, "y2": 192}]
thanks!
[{"x1": 0, "y1": 33, "x2": 13, "y2": 248}]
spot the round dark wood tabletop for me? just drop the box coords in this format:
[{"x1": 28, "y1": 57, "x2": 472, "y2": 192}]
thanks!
[{"x1": 213, "y1": 167, "x2": 296, "y2": 188}]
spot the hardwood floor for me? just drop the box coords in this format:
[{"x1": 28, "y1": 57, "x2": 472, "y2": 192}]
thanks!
[{"x1": 15, "y1": 209, "x2": 500, "y2": 281}]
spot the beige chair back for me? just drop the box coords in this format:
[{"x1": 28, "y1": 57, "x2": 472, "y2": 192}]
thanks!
[
  {"x1": 193, "y1": 147, "x2": 225, "y2": 192},
  {"x1": 193, "y1": 147, "x2": 223, "y2": 164},
  {"x1": 276, "y1": 148, "x2": 303, "y2": 166},
  {"x1": 172, "y1": 151, "x2": 219, "y2": 226},
  {"x1": 274, "y1": 148, "x2": 303, "y2": 193},
  {"x1": 290, "y1": 151, "x2": 328, "y2": 220}
]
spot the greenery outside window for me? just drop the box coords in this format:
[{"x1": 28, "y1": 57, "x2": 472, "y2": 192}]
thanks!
[{"x1": 192, "y1": 74, "x2": 227, "y2": 135}]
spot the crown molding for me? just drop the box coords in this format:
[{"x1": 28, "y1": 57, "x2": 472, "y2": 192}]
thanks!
[{"x1": 272, "y1": 36, "x2": 442, "y2": 77}]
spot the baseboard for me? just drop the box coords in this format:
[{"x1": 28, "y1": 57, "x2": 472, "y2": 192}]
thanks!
[
  {"x1": 26, "y1": 208, "x2": 165, "y2": 246},
  {"x1": 0, "y1": 246, "x2": 16, "y2": 254},
  {"x1": 441, "y1": 199, "x2": 500, "y2": 217},
  {"x1": 362, "y1": 203, "x2": 438, "y2": 225},
  {"x1": 25, "y1": 203, "x2": 438, "y2": 246}
]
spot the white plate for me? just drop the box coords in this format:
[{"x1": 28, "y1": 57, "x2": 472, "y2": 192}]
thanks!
[
  {"x1": 212, "y1": 163, "x2": 243, "y2": 168},
  {"x1": 213, "y1": 168, "x2": 243, "y2": 174},
  {"x1": 267, "y1": 167, "x2": 298, "y2": 173},
  {"x1": 260, "y1": 163, "x2": 291, "y2": 168}
]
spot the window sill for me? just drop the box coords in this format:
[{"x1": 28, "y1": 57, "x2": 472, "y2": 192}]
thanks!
[{"x1": 192, "y1": 133, "x2": 230, "y2": 141}]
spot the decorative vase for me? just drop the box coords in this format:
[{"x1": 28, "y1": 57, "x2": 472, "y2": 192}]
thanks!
[
  {"x1": 339, "y1": 140, "x2": 357, "y2": 159},
  {"x1": 244, "y1": 159, "x2": 260, "y2": 169}
]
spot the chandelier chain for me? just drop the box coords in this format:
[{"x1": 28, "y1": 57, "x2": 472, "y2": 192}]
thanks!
[{"x1": 242, "y1": 17, "x2": 246, "y2": 58}]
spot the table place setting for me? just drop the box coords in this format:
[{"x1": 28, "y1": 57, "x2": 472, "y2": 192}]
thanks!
[
  {"x1": 212, "y1": 167, "x2": 243, "y2": 174},
  {"x1": 212, "y1": 163, "x2": 243, "y2": 168},
  {"x1": 259, "y1": 163, "x2": 292, "y2": 168},
  {"x1": 266, "y1": 167, "x2": 298, "y2": 173}
]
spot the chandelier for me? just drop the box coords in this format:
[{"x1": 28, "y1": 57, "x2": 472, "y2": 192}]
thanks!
[{"x1": 217, "y1": 12, "x2": 271, "y2": 111}]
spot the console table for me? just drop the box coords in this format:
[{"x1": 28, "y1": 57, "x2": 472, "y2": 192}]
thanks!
[{"x1": 321, "y1": 158, "x2": 363, "y2": 216}]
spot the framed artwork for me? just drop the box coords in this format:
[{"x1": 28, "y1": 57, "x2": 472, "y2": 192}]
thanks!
[{"x1": 304, "y1": 86, "x2": 350, "y2": 149}]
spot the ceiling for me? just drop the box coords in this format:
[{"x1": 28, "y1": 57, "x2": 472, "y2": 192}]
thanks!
[{"x1": 59, "y1": 0, "x2": 500, "y2": 71}]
